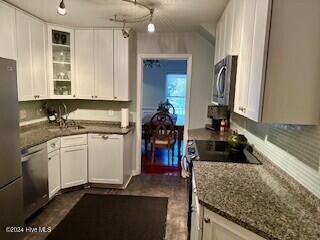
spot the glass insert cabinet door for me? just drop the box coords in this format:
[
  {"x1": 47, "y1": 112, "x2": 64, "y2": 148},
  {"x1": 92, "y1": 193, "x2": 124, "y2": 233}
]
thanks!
[{"x1": 48, "y1": 25, "x2": 75, "y2": 98}]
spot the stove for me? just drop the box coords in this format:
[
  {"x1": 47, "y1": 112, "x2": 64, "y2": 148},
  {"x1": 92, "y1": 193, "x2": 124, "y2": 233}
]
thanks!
[
  {"x1": 196, "y1": 140, "x2": 261, "y2": 164},
  {"x1": 186, "y1": 140, "x2": 261, "y2": 165}
]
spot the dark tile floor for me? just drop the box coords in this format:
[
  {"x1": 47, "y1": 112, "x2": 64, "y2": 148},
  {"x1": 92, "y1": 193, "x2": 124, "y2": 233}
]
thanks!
[{"x1": 24, "y1": 174, "x2": 188, "y2": 240}]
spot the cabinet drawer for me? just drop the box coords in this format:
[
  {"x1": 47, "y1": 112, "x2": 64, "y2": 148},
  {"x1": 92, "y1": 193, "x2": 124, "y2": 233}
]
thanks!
[
  {"x1": 61, "y1": 134, "x2": 87, "y2": 148},
  {"x1": 47, "y1": 138, "x2": 61, "y2": 153}
]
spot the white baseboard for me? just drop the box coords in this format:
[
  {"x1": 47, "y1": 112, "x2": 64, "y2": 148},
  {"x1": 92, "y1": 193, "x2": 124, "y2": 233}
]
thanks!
[
  {"x1": 232, "y1": 123, "x2": 320, "y2": 199},
  {"x1": 122, "y1": 174, "x2": 133, "y2": 189},
  {"x1": 131, "y1": 170, "x2": 140, "y2": 176}
]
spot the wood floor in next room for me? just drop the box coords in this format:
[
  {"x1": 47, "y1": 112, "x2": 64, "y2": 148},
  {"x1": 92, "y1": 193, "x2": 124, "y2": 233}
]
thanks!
[
  {"x1": 24, "y1": 175, "x2": 188, "y2": 240},
  {"x1": 142, "y1": 141, "x2": 182, "y2": 176}
]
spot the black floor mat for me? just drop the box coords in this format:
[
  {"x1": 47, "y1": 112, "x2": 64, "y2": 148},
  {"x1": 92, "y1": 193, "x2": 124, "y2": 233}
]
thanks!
[{"x1": 46, "y1": 194, "x2": 168, "y2": 240}]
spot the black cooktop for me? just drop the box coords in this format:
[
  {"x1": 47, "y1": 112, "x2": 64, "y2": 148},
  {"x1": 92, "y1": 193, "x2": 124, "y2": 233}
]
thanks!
[{"x1": 194, "y1": 140, "x2": 261, "y2": 164}]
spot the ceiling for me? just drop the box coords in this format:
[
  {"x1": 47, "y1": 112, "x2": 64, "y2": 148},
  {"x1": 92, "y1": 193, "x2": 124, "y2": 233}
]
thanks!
[{"x1": 5, "y1": 0, "x2": 228, "y2": 33}]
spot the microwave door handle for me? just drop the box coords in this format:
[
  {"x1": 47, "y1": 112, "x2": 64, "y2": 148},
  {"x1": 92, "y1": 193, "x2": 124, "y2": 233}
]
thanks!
[{"x1": 216, "y1": 66, "x2": 226, "y2": 95}]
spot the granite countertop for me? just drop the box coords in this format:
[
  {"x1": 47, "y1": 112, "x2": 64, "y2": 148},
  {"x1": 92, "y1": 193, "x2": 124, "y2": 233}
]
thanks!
[
  {"x1": 188, "y1": 128, "x2": 231, "y2": 141},
  {"x1": 193, "y1": 151, "x2": 320, "y2": 240},
  {"x1": 20, "y1": 121, "x2": 135, "y2": 150}
]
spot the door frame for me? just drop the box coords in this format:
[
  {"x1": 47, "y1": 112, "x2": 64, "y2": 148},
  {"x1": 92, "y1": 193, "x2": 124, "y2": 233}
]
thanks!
[{"x1": 134, "y1": 54, "x2": 192, "y2": 175}]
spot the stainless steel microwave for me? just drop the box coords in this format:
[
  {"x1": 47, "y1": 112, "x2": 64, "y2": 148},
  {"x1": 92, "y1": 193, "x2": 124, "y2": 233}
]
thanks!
[{"x1": 212, "y1": 56, "x2": 238, "y2": 106}]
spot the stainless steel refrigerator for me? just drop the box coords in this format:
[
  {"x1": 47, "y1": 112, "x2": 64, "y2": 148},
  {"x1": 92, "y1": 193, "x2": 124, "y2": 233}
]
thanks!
[{"x1": 0, "y1": 57, "x2": 24, "y2": 240}]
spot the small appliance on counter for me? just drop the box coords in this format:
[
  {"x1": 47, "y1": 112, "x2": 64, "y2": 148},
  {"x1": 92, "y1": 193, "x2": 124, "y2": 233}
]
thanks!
[
  {"x1": 46, "y1": 106, "x2": 58, "y2": 123},
  {"x1": 206, "y1": 105, "x2": 230, "y2": 131}
]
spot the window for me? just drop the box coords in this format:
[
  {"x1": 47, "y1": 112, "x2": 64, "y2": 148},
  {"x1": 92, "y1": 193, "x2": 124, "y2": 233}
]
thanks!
[{"x1": 166, "y1": 74, "x2": 187, "y2": 125}]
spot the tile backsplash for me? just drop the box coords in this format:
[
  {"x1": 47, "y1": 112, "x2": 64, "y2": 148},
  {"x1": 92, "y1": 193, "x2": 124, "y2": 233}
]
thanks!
[{"x1": 232, "y1": 113, "x2": 320, "y2": 172}]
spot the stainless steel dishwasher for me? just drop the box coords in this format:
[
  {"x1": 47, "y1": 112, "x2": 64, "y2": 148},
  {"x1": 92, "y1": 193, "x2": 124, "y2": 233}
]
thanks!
[{"x1": 21, "y1": 143, "x2": 49, "y2": 219}]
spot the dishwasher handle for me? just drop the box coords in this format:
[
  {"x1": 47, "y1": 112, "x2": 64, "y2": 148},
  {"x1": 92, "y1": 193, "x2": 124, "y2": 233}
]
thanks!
[{"x1": 21, "y1": 149, "x2": 45, "y2": 162}]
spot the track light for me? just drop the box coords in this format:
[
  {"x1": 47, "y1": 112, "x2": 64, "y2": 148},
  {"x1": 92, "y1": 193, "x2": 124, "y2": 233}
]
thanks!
[
  {"x1": 122, "y1": 29, "x2": 130, "y2": 38},
  {"x1": 57, "y1": 0, "x2": 66, "y2": 16},
  {"x1": 122, "y1": 23, "x2": 130, "y2": 38}
]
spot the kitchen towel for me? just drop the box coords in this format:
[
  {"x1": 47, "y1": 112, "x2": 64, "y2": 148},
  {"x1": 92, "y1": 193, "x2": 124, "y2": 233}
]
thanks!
[{"x1": 121, "y1": 108, "x2": 129, "y2": 128}]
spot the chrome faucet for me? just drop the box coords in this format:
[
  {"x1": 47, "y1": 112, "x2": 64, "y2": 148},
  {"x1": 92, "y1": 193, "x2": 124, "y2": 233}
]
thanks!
[{"x1": 58, "y1": 103, "x2": 69, "y2": 128}]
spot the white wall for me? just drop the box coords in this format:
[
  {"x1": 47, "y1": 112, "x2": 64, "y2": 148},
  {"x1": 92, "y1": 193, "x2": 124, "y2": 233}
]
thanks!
[
  {"x1": 137, "y1": 32, "x2": 214, "y2": 129},
  {"x1": 143, "y1": 60, "x2": 187, "y2": 109}
]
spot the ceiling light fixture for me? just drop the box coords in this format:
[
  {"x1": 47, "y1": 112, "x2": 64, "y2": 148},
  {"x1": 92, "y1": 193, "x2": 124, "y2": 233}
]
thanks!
[
  {"x1": 57, "y1": 0, "x2": 66, "y2": 16},
  {"x1": 122, "y1": 22, "x2": 130, "y2": 38},
  {"x1": 148, "y1": 10, "x2": 155, "y2": 33},
  {"x1": 110, "y1": 0, "x2": 155, "y2": 38}
]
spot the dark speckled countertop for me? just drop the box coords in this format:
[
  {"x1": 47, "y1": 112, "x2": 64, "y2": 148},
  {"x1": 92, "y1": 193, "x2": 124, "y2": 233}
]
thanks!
[
  {"x1": 20, "y1": 121, "x2": 134, "y2": 150},
  {"x1": 192, "y1": 146, "x2": 320, "y2": 239},
  {"x1": 188, "y1": 128, "x2": 231, "y2": 141}
]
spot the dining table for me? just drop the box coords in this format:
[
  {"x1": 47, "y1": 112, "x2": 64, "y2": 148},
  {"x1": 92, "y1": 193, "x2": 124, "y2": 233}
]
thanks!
[{"x1": 142, "y1": 112, "x2": 184, "y2": 161}]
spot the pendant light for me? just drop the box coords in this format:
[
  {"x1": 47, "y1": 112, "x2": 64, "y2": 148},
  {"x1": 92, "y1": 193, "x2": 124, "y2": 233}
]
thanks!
[
  {"x1": 147, "y1": 9, "x2": 155, "y2": 33},
  {"x1": 57, "y1": 0, "x2": 67, "y2": 16},
  {"x1": 148, "y1": 22, "x2": 155, "y2": 33}
]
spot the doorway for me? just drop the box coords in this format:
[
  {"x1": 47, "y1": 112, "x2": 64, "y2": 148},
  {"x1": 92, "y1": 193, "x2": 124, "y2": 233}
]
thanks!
[{"x1": 135, "y1": 54, "x2": 192, "y2": 176}]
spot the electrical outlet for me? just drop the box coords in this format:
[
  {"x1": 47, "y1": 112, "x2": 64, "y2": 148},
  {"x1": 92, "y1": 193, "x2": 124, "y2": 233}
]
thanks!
[{"x1": 20, "y1": 109, "x2": 27, "y2": 120}]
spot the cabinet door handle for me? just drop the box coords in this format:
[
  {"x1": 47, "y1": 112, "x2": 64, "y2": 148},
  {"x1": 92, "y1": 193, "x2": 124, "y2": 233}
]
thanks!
[
  {"x1": 95, "y1": 96, "x2": 98, "y2": 98},
  {"x1": 101, "y1": 135, "x2": 109, "y2": 140},
  {"x1": 92, "y1": 96, "x2": 94, "y2": 98},
  {"x1": 204, "y1": 217, "x2": 211, "y2": 223},
  {"x1": 48, "y1": 157, "x2": 52, "y2": 161},
  {"x1": 50, "y1": 143, "x2": 56, "y2": 148},
  {"x1": 73, "y1": 94, "x2": 76, "y2": 98},
  {"x1": 114, "y1": 96, "x2": 117, "y2": 99}
]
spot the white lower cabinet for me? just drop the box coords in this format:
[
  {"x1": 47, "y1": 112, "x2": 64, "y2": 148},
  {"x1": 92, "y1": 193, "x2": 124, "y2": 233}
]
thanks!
[
  {"x1": 60, "y1": 136, "x2": 88, "y2": 189},
  {"x1": 48, "y1": 149, "x2": 61, "y2": 199},
  {"x1": 202, "y1": 208, "x2": 265, "y2": 240},
  {"x1": 88, "y1": 134, "x2": 123, "y2": 184},
  {"x1": 191, "y1": 175, "x2": 202, "y2": 240}
]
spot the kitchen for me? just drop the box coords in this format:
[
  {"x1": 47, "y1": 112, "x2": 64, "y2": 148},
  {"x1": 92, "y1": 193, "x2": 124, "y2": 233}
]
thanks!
[{"x1": 0, "y1": 0, "x2": 320, "y2": 240}]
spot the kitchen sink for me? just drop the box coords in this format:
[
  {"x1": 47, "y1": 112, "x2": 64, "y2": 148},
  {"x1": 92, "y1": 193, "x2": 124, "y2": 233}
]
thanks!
[
  {"x1": 47, "y1": 125, "x2": 86, "y2": 132},
  {"x1": 47, "y1": 127, "x2": 62, "y2": 132},
  {"x1": 69, "y1": 125, "x2": 86, "y2": 130}
]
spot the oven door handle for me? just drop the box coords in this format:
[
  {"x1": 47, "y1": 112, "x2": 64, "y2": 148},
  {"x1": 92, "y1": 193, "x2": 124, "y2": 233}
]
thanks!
[
  {"x1": 216, "y1": 66, "x2": 227, "y2": 97},
  {"x1": 181, "y1": 156, "x2": 190, "y2": 178}
]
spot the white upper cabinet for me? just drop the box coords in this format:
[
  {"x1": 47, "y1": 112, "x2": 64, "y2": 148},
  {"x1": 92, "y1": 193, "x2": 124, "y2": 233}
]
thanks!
[
  {"x1": 16, "y1": 12, "x2": 33, "y2": 101},
  {"x1": 234, "y1": 0, "x2": 256, "y2": 117},
  {"x1": 0, "y1": 2, "x2": 16, "y2": 60},
  {"x1": 94, "y1": 30, "x2": 114, "y2": 100},
  {"x1": 30, "y1": 17, "x2": 47, "y2": 99},
  {"x1": 76, "y1": 29, "x2": 114, "y2": 100},
  {"x1": 234, "y1": 0, "x2": 271, "y2": 121},
  {"x1": 75, "y1": 29, "x2": 95, "y2": 99},
  {"x1": 48, "y1": 25, "x2": 75, "y2": 99},
  {"x1": 231, "y1": 0, "x2": 244, "y2": 55},
  {"x1": 114, "y1": 29, "x2": 130, "y2": 101},
  {"x1": 214, "y1": 0, "x2": 243, "y2": 64},
  {"x1": 262, "y1": 0, "x2": 320, "y2": 124},
  {"x1": 245, "y1": 0, "x2": 270, "y2": 121},
  {"x1": 233, "y1": 0, "x2": 320, "y2": 124},
  {"x1": 16, "y1": 11, "x2": 47, "y2": 101},
  {"x1": 76, "y1": 29, "x2": 131, "y2": 101}
]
